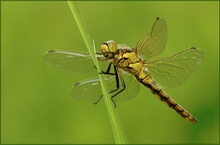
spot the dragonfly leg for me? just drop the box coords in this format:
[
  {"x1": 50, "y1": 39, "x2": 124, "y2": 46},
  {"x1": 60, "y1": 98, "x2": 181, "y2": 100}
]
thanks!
[
  {"x1": 93, "y1": 63, "x2": 116, "y2": 105},
  {"x1": 93, "y1": 95, "x2": 103, "y2": 105},
  {"x1": 94, "y1": 64, "x2": 126, "y2": 107},
  {"x1": 93, "y1": 65, "x2": 97, "y2": 69},
  {"x1": 110, "y1": 67, "x2": 126, "y2": 107},
  {"x1": 94, "y1": 62, "x2": 116, "y2": 75},
  {"x1": 100, "y1": 63, "x2": 116, "y2": 75}
]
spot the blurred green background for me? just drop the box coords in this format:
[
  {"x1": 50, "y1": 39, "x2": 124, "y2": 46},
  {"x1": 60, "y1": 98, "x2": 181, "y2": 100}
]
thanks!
[{"x1": 2, "y1": 1, "x2": 219, "y2": 144}]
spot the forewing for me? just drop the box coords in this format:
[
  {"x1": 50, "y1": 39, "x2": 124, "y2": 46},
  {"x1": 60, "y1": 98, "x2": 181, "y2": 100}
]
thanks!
[
  {"x1": 72, "y1": 71, "x2": 140, "y2": 103},
  {"x1": 43, "y1": 50, "x2": 104, "y2": 73},
  {"x1": 145, "y1": 47, "x2": 204, "y2": 89},
  {"x1": 136, "y1": 17, "x2": 167, "y2": 59}
]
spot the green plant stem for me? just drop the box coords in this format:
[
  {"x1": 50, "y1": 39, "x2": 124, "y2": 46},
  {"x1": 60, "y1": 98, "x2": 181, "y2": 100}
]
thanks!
[{"x1": 67, "y1": 1, "x2": 127, "y2": 144}]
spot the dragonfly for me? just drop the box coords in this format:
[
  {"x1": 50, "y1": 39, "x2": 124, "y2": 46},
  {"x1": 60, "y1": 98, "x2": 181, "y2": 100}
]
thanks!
[{"x1": 44, "y1": 17, "x2": 204, "y2": 123}]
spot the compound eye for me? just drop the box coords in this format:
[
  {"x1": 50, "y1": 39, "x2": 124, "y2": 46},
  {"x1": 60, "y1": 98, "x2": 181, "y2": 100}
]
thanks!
[
  {"x1": 100, "y1": 43, "x2": 109, "y2": 53},
  {"x1": 100, "y1": 40, "x2": 117, "y2": 57},
  {"x1": 103, "y1": 42, "x2": 109, "y2": 47}
]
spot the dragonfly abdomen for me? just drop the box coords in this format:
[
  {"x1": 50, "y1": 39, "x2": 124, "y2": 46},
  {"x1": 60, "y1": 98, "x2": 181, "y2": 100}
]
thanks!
[{"x1": 137, "y1": 73, "x2": 198, "y2": 123}]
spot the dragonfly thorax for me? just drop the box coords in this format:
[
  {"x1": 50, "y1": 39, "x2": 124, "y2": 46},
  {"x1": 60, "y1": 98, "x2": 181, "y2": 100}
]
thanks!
[{"x1": 100, "y1": 40, "x2": 118, "y2": 59}]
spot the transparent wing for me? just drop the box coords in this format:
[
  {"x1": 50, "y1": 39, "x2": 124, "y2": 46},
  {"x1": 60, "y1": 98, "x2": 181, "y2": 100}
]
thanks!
[
  {"x1": 72, "y1": 77, "x2": 103, "y2": 102},
  {"x1": 136, "y1": 17, "x2": 167, "y2": 59},
  {"x1": 145, "y1": 47, "x2": 204, "y2": 89},
  {"x1": 72, "y1": 71, "x2": 140, "y2": 103},
  {"x1": 43, "y1": 50, "x2": 106, "y2": 73}
]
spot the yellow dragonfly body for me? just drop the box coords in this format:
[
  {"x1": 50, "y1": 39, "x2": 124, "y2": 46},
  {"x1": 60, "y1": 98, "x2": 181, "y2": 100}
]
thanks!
[{"x1": 44, "y1": 17, "x2": 204, "y2": 123}]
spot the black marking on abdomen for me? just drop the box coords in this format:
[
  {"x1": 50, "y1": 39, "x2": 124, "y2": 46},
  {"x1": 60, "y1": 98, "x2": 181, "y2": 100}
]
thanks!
[{"x1": 139, "y1": 76, "x2": 198, "y2": 123}]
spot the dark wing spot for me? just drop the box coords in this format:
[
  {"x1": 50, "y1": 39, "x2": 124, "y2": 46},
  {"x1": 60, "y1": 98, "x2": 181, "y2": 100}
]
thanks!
[
  {"x1": 48, "y1": 50, "x2": 56, "y2": 53},
  {"x1": 190, "y1": 47, "x2": 197, "y2": 50}
]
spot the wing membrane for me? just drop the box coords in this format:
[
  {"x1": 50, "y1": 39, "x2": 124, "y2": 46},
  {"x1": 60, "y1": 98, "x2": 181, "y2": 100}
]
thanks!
[
  {"x1": 72, "y1": 72, "x2": 140, "y2": 103},
  {"x1": 136, "y1": 17, "x2": 167, "y2": 59},
  {"x1": 43, "y1": 50, "x2": 106, "y2": 73},
  {"x1": 145, "y1": 47, "x2": 204, "y2": 89}
]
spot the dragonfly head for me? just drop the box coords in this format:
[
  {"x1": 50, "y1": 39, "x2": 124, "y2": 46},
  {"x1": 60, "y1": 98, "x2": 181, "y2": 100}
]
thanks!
[{"x1": 100, "y1": 40, "x2": 117, "y2": 59}]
